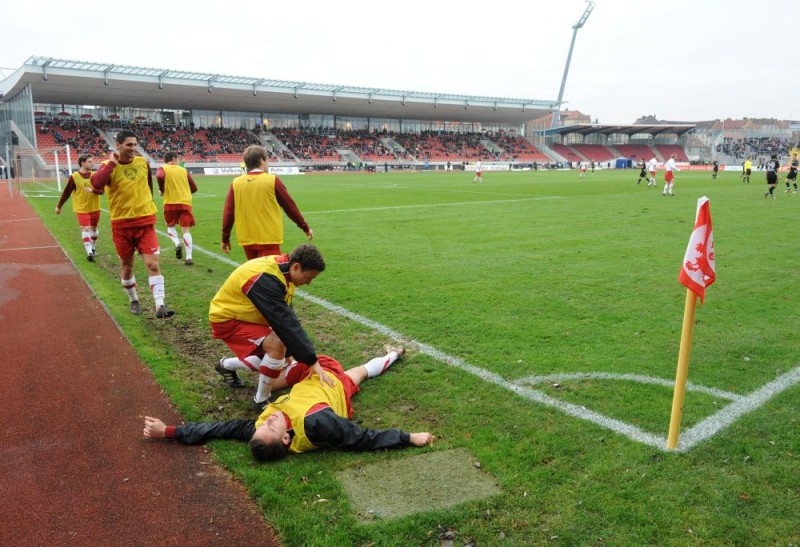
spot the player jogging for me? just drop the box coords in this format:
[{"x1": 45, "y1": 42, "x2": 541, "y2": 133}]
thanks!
[
  {"x1": 157, "y1": 152, "x2": 198, "y2": 266},
  {"x1": 55, "y1": 154, "x2": 100, "y2": 261},
  {"x1": 90, "y1": 130, "x2": 176, "y2": 318},
  {"x1": 784, "y1": 153, "x2": 798, "y2": 193},
  {"x1": 647, "y1": 155, "x2": 658, "y2": 187},
  {"x1": 472, "y1": 161, "x2": 483, "y2": 183},
  {"x1": 764, "y1": 154, "x2": 780, "y2": 198},
  {"x1": 636, "y1": 158, "x2": 647, "y2": 185},
  {"x1": 662, "y1": 154, "x2": 680, "y2": 196}
]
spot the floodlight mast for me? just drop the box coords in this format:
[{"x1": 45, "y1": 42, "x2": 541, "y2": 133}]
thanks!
[{"x1": 551, "y1": 0, "x2": 596, "y2": 128}]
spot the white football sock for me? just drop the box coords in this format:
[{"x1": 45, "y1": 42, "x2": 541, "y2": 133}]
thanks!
[
  {"x1": 81, "y1": 228, "x2": 93, "y2": 255},
  {"x1": 167, "y1": 226, "x2": 181, "y2": 248},
  {"x1": 183, "y1": 233, "x2": 193, "y2": 260},
  {"x1": 121, "y1": 277, "x2": 138, "y2": 302},
  {"x1": 362, "y1": 351, "x2": 400, "y2": 379},
  {"x1": 221, "y1": 356, "x2": 259, "y2": 372},
  {"x1": 149, "y1": 275, "x2": 165, "y2": 308}
]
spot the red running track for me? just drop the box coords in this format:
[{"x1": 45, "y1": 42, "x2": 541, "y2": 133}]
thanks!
[{"x1": 0, "y1": 187, "x2": 279, "y2": 546}]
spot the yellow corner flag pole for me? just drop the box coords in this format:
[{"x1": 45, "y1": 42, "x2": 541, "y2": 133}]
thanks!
[{"x1": 666, "y1": 288, "x2": 699, "y2": 450}]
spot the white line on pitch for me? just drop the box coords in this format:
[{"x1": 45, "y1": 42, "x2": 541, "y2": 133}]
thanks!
[
  {"x1": 675, "y1": 366, "x2": 800, "y2": 452},
  {"x1": 305, "y1": 196, "x2": 561, "y2": 215},
  {"x1": 521, "y1": 372, "x2": 742, "y2": 401},
  {"x1": 298, "y1": 292, "x2": 667, "y2": 450}
]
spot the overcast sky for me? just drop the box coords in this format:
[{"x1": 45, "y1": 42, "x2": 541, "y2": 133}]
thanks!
[{"x1": 1, "y1": 0, "x2": 796, "y2": 124}]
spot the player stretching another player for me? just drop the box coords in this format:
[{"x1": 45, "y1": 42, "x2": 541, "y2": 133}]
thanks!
[
  {"x1": 210, "y1": 244, "x2": 329, "y2": 408},
  {"x1": 662, "y1": 154, "x2": 680, "y2": 196},
  {"x1": 90, "y1": 130, "x2": 175, "y2": 318},
  {"x1": 157, "y1": 152, "x2": 197, "y2": 266},
  {"x1": 55, "y1": 154, "x2": 100, "y2": 261},
  {"x1": 784, "y1": 153, "x2": 798, "y2": 193}
]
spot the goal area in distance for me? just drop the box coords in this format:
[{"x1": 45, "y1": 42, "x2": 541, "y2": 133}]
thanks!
[{"x1": 11, "y1": 145, "x2": 72, "y2": 190}]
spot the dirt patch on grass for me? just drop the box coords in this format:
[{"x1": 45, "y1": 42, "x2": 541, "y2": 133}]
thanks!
[{"x1": 336, "y1": 447, "x2": 502, "y2": 522}]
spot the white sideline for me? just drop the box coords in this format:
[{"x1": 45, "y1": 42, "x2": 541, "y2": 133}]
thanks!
[{"x1": 303, "y1": 196, "x2": 561, "y2": 216}]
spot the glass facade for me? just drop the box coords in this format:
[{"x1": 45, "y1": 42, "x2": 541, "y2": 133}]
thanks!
[
  {"x1": 3, "y1": 84, "x2": 35, "y2": 146},
  {"x1": 26, "y1": 102, "x2": 524, "y2": 136}
]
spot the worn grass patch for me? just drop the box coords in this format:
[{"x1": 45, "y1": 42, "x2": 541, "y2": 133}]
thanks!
[{"x1": 336, "y1": 447, "x2": 502, "y2": 522}]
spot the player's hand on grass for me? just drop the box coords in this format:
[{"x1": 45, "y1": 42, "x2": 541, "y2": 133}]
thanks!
[
  {"x1": 143, "y1": 416, "x2": 167, "y2": 439},
  {"x1": 221, "y1": 242, "x2": 231, "y2": 254},
  {"x1": 409, "y1": 432, "x2": 434, "y2": 447},
  {"x1": 54, "y1": 207, "x2": 61, "y2": 214},
  {"x1": 305, "y1": 228, "x2": 314, "y2": 241}
]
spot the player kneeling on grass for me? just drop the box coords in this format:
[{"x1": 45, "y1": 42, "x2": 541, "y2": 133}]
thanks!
[
  {"x1": 143, "y1": 348, "x2": 434, "y2": 461},
  {"x1": 209, "y1": 243, "x2": 331, "y2": 409}
]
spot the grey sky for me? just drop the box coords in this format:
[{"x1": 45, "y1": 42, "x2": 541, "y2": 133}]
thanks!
[{"x1": 1, "y1": 0, "x2": 796, "y2": 124}]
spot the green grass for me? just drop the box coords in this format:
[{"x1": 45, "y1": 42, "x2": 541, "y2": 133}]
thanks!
[{"x1": 25, "y1": 168, "x2": 800, "y2": 545}]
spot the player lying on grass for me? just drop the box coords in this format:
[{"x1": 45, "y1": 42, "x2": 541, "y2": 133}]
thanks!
[{"x1": 143, "y1": 346, "x2": 435, "y2": 462}]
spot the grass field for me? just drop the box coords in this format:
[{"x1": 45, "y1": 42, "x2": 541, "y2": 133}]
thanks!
[{"x1": 25, "y1": 167, "x2": 800, "y2": 545}]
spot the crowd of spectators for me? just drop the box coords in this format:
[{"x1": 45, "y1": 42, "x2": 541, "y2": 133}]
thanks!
[
  {"x1": 717, "y1": 137, "x2": 794, "y2": 160},
  {"x1": 272, "y1": 128, "x2": 342, "y2": 161},
  {"x1": 34, "y1": 118, "x2": 702, "y2": 168},
  {"x1": 138, "y1": 124, "x2": 262, "y2": 162},
  {"x1": 337, "y1": 129, "x2": 396, "y2": 161},
  {"x1": 36, "y1": 120, "x2": 109, "y2": 163}
]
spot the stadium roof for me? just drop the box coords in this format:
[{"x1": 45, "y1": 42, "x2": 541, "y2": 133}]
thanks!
[
  {"x1": 540, "y1": 123, "x2": 695, "y2": 137},
  {"x1": 0, "y1": 56, "x2": 558, "y2": 125}
]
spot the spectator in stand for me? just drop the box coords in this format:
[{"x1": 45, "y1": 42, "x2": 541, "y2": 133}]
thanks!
[
  {"x1": 90, "y1": 130, "x2": 175, "y2": 318},
  {"x1": 662, "y1": 154, "x2": 680, "y2": 196},
  {"x1": 222, "y1": 145, "x2": 313, "y2": 260},
  {"x1": 55, "y1": 154, "x2": 100, "y2": 261},
  {"x1": 157, "y1": 152, "x2": 197, "y2": 266}
]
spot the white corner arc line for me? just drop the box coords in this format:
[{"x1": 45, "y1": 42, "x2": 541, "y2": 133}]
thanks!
[{"x1": 521, "y1": 372, "x2": 742, "y2": 401}]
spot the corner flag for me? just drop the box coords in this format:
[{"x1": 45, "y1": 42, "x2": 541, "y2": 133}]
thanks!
[
  {"x1": 667, "y1": 196, "x2": 716, "y2": 450},
  {"x1": 678, "y1": 196, "x2": 715, "y2": 303}
]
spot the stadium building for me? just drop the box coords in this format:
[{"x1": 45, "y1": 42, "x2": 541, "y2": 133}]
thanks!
[{"x1": 3, "y1": 55, "x2": 790, "y2": 179}]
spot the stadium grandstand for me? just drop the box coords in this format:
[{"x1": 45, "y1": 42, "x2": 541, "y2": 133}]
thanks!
[{"x1": 1, "y1": 56, "x2": 797, "y2": 179}]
